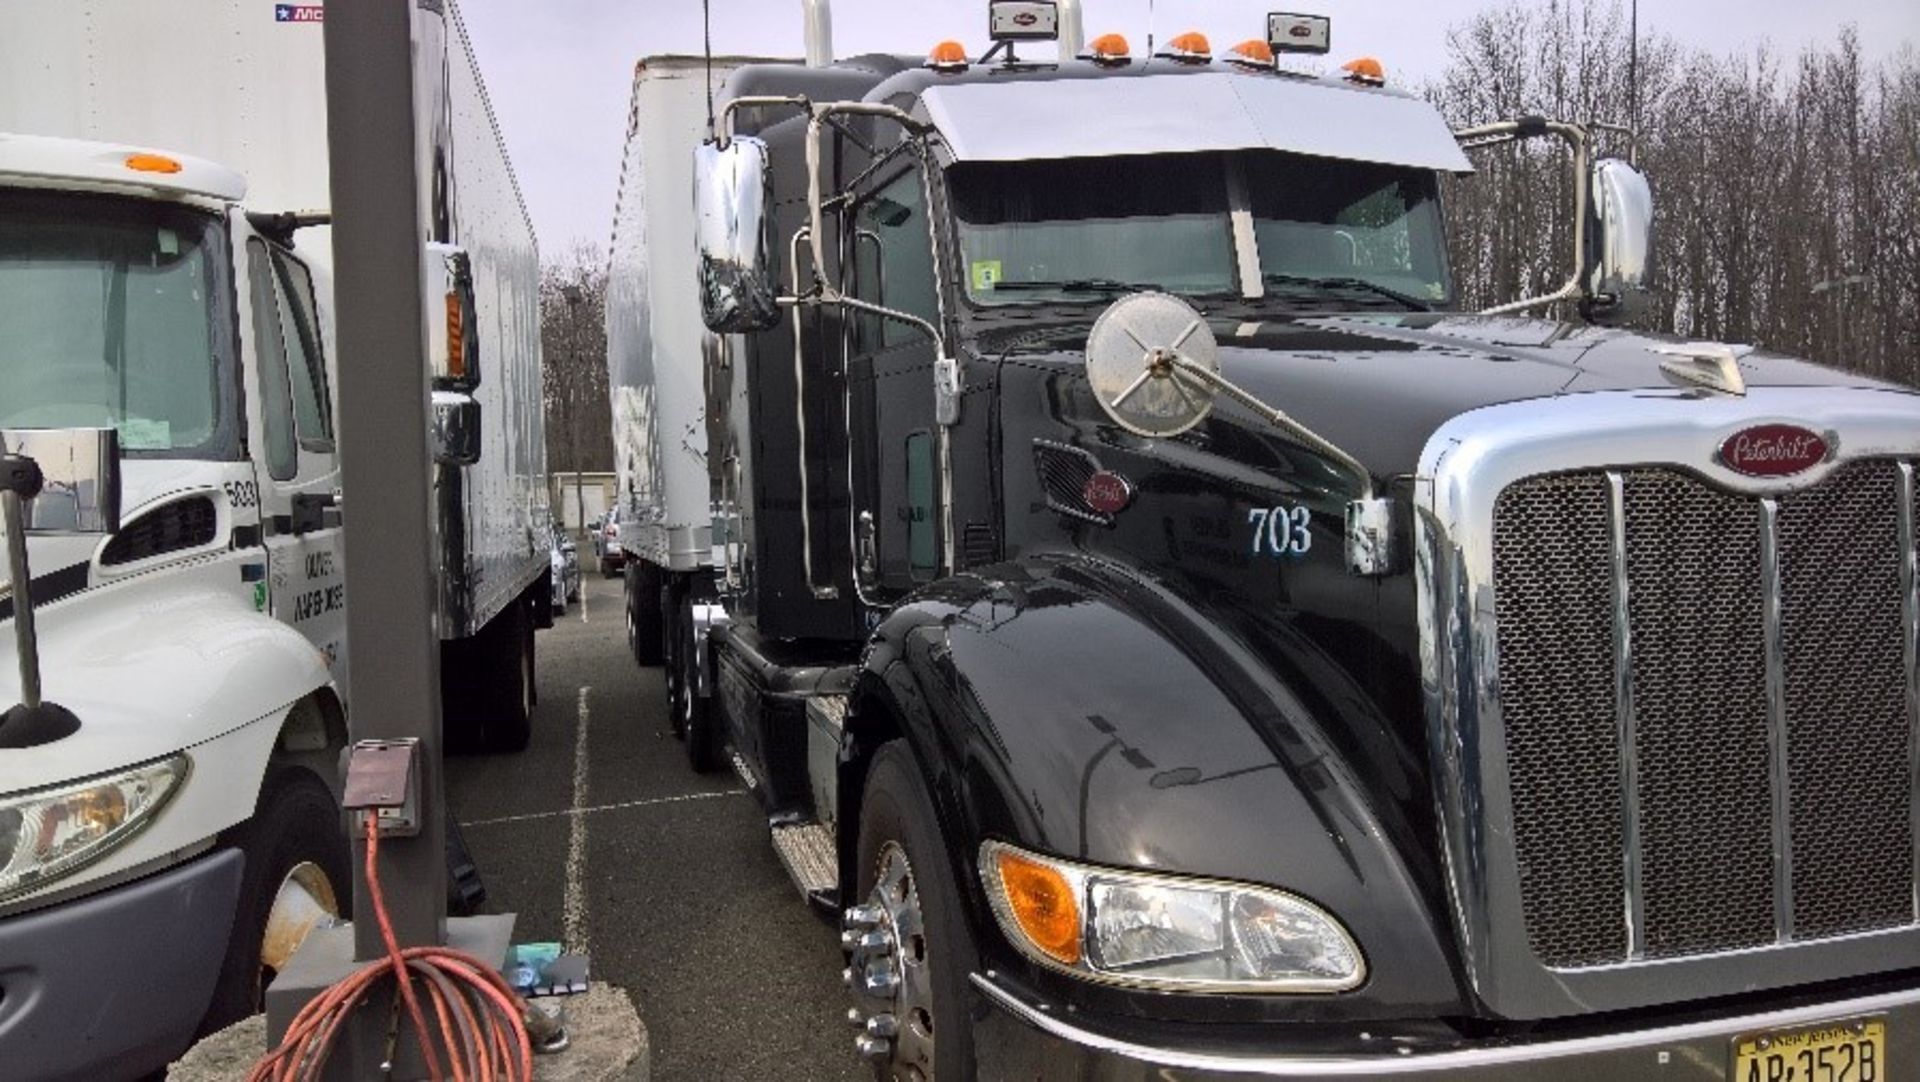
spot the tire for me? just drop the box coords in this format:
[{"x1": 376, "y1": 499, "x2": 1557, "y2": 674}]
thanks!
[
  {"x1": 670, "y1": 581, "x2": 723, "y2": 772},
  {"x1": 201, "y1": 767, "x2": 350, "y2": 1034},
  {"x1": 445, "y1": 602, "x2": 533, "y2": 754},
  {"x1": 852, "y1": 742, "x2": 977, "y2": 1080},
  {"x1": 627, "y1": 560, "x2": 665, "y2": 666}
]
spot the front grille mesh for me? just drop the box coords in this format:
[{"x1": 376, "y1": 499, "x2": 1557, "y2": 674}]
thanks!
[
  {"x1": 1491, "y1": 474, "x2": 1624, "y2": 967},
  {"x1": 1778, "y1": 461, "x2": 1912, "y2": 938},
  {"x1": 1622, "y1": 471, "x2": 1775, "y2": 958},
  {"x1": 1493, "y1": 461, "x2": 1916, "y2": 968}
]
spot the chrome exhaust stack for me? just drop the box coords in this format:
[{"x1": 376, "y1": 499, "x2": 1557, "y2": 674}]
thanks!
[{"x1": 803, "y1": 0, "x2": 833, "y2": 67}]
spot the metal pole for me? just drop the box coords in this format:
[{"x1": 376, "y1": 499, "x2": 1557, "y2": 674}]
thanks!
[
  {"x1": 2, "y1": 491, "x2": 39, "y2": 708},
  {"x1": 322, "y1": 0, "x2": 447, "y2": 953}
]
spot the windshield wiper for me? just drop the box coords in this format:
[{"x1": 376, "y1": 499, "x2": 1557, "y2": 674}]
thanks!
[
  {"x1": 989, "y1": 278, "x2": 1164, "y2": 296},
  {"x1": 1262, "y1": 273, "x2": 1431, "y2": 311}
]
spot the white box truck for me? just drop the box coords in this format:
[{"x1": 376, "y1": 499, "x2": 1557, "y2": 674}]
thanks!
[{"x1": 0, "y1": 1, "x2": 548, "y2": 1076}]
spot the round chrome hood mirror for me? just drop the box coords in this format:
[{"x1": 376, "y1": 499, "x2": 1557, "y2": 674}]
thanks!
[{"x1": 1084, "y1": 293, "x2": 1219, "y2": 437}]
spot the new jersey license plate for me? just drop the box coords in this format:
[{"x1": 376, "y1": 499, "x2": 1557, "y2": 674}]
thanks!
[{"x1": 1732, "y1": 1018, "x2": 1884, "y2": 1082}]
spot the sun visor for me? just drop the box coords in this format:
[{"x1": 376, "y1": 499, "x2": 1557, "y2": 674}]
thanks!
[{"x1": 920, "y1": 73, "x2": 1473, "y2": 173}]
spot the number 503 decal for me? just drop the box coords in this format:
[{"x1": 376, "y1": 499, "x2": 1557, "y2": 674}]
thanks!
[{"x1": 1248, "y1": 504, "x2": 1313, "y2": 556}]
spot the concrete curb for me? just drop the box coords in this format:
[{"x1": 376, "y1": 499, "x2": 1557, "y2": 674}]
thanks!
[{"x1": 168, "y1": 982, "x2": 648, "y2": 1081}]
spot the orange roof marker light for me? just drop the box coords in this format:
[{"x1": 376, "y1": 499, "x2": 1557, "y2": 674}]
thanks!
[
  {"x1": 124, "y1": 153, "x2": 183, "y2": 175},
  {"x1": 1226, "y1": 39, "x2": 1275, "y2": 70},
  {"x1": 1342, "y1": 56, "x2": 1387, "y2": 86},
  {"x1": 926, "y1": 39, "x2": 970, "y2": 73},
  {"x1": 1164, "y1": 31, "x2": 1212, "y2": 63},
  {"x1": 1084, "y1": 32, "x2": 1131, "y2": 65}
]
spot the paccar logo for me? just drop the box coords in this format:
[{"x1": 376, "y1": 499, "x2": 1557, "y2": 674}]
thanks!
[
  {"x1": 1718, "y1": 424, "x2": 1830, "y2": 477},
  {"x1": 274, "y1": 4, "x2": 324, "y2": 22}
]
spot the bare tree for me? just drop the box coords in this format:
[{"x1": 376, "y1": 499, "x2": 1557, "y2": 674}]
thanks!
[
  {"x1": 1432, "y1": 3, "x2": 1919, "y2": 386},
  {"x1": 540, "y1": 241, "x2": 613, "y2": 534}
]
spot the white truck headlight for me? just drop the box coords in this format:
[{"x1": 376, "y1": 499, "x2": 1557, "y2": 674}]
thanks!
[
  {"x1": 0, "y1": 756, "x2": 187, "y2": 900},
  {"x1": 980, "y1": 840, "x2": 1364, "y2": 993}
]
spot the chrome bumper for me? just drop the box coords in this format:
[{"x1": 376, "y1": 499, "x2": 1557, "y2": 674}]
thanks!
[{"x1": 972, "y1": 972, "x2": 1920, "y2": 1080}]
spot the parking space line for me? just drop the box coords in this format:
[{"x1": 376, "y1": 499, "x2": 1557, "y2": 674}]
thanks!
[
  {"x1": 564, "y1": 685, "x2": 592, "y2": 954},
  {"x1": 459, "y1": 785, "x2": 747, "y2": 829}
]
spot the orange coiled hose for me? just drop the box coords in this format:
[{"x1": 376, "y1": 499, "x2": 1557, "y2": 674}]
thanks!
[{"x1": 248, "y1": 816, "x2": 535, "y2": 1082}]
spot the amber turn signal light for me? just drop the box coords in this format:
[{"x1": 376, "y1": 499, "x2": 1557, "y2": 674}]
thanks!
[
  {"x1": 444, "y1": 292, "x2": 466, "y2": 381},
  {"x1": 124, "y1": 153, "x2": 183, "y2": 175},
  {"x1": 995, "y1": 848, "x2": 1082, "y2": 964}
]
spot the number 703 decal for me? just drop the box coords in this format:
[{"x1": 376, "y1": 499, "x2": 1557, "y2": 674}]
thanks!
[{"x1": 1248, "y1": 504, "x2": 1313, "y2": 556}]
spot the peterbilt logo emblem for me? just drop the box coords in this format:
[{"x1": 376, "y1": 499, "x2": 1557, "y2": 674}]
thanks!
[
  {"x1": 1718, "y1": 424, "x2": 1831, "y2": 477},
  {"x1": 1082, "y1": 471, "x2": 1133, "y2": 514},
  {"x1": 1013, "y1": 11, "x2": 1037, "y2": 24},
  {"x1": 1289, "y1": 25, "x2": 1312, "y2": 37}
]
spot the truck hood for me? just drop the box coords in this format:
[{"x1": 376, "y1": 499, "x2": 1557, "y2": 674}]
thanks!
[
  {"x1": 993, "y1": 312, "x2": 1910, "y2": 479},
  {"x1": 0, "y1": 458, "x2": 318, "y2": 793}
]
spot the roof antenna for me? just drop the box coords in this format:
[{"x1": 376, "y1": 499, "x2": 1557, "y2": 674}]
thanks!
[
  {"x1": 1628, "y1": 0, "x2": 1640, "y2": 165},
  {"x1": 702, "y1": 0, "x2": 715, "y2": 135},
  {"x1": 1147, "y1": 0, "x2": 1155, "y2": 60}
]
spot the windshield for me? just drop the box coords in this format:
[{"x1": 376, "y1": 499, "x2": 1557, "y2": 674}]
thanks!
[
  {"x1": 0, "y1": 190, "x2": 235, "y2": 455},
  {"x1": 948, "y1": 151, "x2": 1450, "y2": 309}
]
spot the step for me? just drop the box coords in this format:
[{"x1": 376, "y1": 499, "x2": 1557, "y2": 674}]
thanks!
[{"x1": 770, "y1": 818, "x2": 837, "y2": 903}]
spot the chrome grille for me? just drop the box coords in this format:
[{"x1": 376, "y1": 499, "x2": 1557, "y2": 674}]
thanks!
[
  {"x1": 1778, "y1": 461, "x2": 1912, "y2": 938},
  {"x1": 1492, "y1": 460, "x2": 1918, "y2": 968},
  {"x1": 1490, "y1": 474, "x2": 1624, "y2": 967}
]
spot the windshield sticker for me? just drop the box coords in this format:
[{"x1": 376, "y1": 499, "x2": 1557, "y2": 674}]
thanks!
[
  {"x1": 156, "y1": 228, "x2": 180, "y2": 256},
  {"x1": 971, "y1": 260, "x2": 1002, "y2": 292},
  {"x1": 274, "y1": 4, "x2": 325, "y2": 22},
  {"x1": 1248, "y1": 504, "x2": 1313, "y2": 557},
  {"x1": 117, "y1": 418, "x2": 171, "y2": 450}
]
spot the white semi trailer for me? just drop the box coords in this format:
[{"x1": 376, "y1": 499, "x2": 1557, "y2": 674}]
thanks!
[{"x1": 0, "y1": 2, "x2": 548, "y2": 1076}]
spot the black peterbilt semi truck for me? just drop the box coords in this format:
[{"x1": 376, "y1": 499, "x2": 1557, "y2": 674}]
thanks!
[{"x1": 603, "y1": 4, "x2": 1920, "y2": 1078}]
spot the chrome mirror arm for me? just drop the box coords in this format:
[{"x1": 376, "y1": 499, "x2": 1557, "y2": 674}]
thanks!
[{"x1": 1454, "y1": 118, "x2": 1594, "y2": 316}]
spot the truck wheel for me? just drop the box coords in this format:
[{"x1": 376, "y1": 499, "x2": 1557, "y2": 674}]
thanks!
[
  {"x1": 849, "y1": 742, "x2": 976, "y2": 1081},
  {"x1": 449, "y1": 601, "x2": 533, "y2": 753},
  {"x1": 671, "y1": 584, "x2": 723, "y2": 772},
  {"x1": 201, "y1": 767, "x2": 349, "y2": 1033},
  {"x1": 627, "y1": 560, "x2": 664, "y2": 666}
]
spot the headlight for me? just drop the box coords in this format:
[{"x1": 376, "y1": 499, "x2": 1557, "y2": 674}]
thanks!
[
  {"x1": 979, "y1": 840, "x2": 1364, "y2": 993},
  {"x1": 0, "y1": 756, "x2": 187, "y2": 900}
]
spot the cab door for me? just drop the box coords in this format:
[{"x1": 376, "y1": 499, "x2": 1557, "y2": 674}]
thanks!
[
  {"x1": 244, "y1": 237, "x2": 348, "y2": 690},
  {"x1": 844, "y1": 159, "x2": 946, "y2": 606}
]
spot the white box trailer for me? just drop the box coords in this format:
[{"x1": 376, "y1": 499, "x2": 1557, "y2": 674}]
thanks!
[
  {"x1": 605, "y1": 55, "x2": 778, "y2": 661},
  {"x1": 0, "y1": 2, "x2": 546, "y2": 1075}
]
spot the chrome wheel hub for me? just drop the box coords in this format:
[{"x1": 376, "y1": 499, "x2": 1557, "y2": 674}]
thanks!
[{"x1": 844, "y1": 842, "x2": 935, "y2": 1079}]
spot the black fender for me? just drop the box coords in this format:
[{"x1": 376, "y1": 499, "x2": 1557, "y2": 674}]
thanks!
[{"x1": 843, "y1": 554, "x2": 1467, "y2": 1024}]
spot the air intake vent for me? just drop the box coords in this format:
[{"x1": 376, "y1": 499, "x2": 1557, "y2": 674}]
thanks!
[
  {"x1": 1033, "y1": 440, "x2": 1110, "y2": 526},
  {"x1": 962, "y1": 523, "x2": 997, "y2": 568},
  {"x1": 101, "y1": 497, "x2": 218, "y2": 566}
]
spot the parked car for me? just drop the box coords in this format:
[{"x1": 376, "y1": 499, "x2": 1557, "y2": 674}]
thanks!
[
  {"x1": 595, "y1": 507, "x2": 625, "y2": 577},
  {"x1": 548, "y1": 518, "x2": 581, "y2": 615}
]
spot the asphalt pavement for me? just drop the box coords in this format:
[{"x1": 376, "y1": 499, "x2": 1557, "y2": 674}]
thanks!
[{"x1": 447, "y1": 574, "x2": 863, "y2": 1081}]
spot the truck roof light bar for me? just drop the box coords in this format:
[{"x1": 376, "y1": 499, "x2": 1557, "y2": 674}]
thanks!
[
  {"x1": 1341, "y1": 56, "x2": 1386, "y2": 86},
  {"x1": 926, "y1": 40, "x2": 970, "y2": 73},
  {"x1": 1226, "y1": 40, "x2": 1275, "y2": 70}
]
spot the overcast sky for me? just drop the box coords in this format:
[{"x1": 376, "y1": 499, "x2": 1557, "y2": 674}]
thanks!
[{"x1": 457, "y1": 0, "x2": 1919, "y2": 259}]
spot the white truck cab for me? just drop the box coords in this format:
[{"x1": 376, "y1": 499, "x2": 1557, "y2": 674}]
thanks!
[{"x1": 0, "y1": 3, "x2": 547, "y2": 1076}]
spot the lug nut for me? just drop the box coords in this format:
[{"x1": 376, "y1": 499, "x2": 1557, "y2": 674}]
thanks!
[
  {"x1": 846, "y1": 1007, "x2": 865, "y2": 1027},
  {"x1": 857, "y1": 930, "x2": 894, "y2": 955},
  {"x1": 865, "y1": 1013, "x2": 899, "y2": 1039},
  {"x1": 863, "y1": 969, "x2": 900, "y2": 996},
  {"x1": 855, "y1": 1035, "x2": 892, "y2": 1061},
  {"x1": 845, "y1": 904, "x2": 885, "y2": 930},
  {"x1": 841, "y1": 966, "x2": 854, "y2": 988},
  {"x1": 841, "y1": 929, "x2": 862, "y2": 949}
]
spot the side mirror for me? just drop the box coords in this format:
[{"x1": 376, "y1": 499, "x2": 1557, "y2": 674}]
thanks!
[
  {"x1": 428, "y1": 243, "x2": 480, "y2": 390},
  {"x1": 0, "y1": 428, "x2": 121, "y2": 535},
  {"x1": 431, "y1": 391, "x2": 481, "y2": 467},
  {"x1": 1584, "y1": 158, "x2": 1654, "y2": 326},
  {"x1": 693, "y1": 138, "x2": 781, "y2": 334}
]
